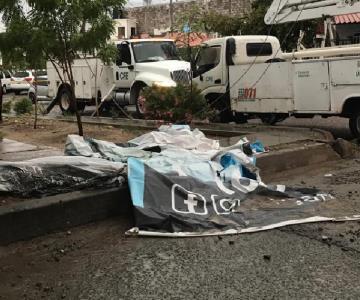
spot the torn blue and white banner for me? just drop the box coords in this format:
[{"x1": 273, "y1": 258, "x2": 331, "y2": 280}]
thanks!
[
  {"x1": 126, "y1": 157, "x2": 342, "y2": 237},
  {"x1": 122, "y1": 125, "x2": 356, "y2": 237}
]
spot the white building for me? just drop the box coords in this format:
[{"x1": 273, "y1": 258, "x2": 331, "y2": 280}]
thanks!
[{"x1": 111, "y1": 19, "x2": 137, "y2": 40}]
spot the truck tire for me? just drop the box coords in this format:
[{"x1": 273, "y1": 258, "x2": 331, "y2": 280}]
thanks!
[
  {"x1": 234, "y1": 112, "x2": 248, "y2": 124},
  {"x1": 59, "y1": 88, "x2": 75, "y2": 113},
  {"x1": 219, "y1": 109, "x2": 234, "y2": 123},
  {"x1": 260, "y1": 113, "x2": 278, "y2": 126},
  {"x1": 134, "y1": 85, "x2": 147, "y2": 119},
  {"x1": 29, "y1": 92, "x2": 36, "y2": 104},
  {"x1": 349, "y1": 112, "x2": 360, "y2": 138}
]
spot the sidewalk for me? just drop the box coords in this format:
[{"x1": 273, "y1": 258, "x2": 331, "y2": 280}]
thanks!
[{"x1": 0, "y1": 138, "x2": 62, "y2": 161}]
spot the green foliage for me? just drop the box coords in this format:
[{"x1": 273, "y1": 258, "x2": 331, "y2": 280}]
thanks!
[
  {"x1": 175, "y1": 0, "x2": 317, "y2": 52},
  {"x1": 142, "y1": 84, "x2": 213, "y2": 123},
  {"x1": 241, "y1": 0, "x2": 317, "y2": 51},
  {"x1": 13, "y1": 98, "x2": 32, "y2": 115},
  {"x1": 173, "y1": 3, "x2": 206, "y2": 33},
  {"x1": 203, "y1": 11, "x2": 243, "y2": 36},
  {"x1": 2, "y1": 101, "x2": 12, "y2": 114},
  {"x1": 0, "y1": 0, "x2": 124, "y2": 71}
]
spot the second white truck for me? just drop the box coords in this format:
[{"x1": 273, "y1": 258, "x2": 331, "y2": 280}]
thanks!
[{"x1": 192, "y1": 35, "x2": 360, "y2": 137}]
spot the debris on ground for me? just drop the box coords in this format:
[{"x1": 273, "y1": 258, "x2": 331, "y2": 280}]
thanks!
[{"x1": 1, "y1": 125, "x2": 360, "y2": 236}]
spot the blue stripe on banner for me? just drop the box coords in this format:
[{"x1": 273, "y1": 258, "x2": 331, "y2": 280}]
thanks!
[{"x1": 127, "y1": 157, "x2": 145, "y2": 208}]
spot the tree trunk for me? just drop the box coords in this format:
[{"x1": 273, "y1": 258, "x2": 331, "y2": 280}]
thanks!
[
  {"x1": 0, "y1": 79, "x2": 3, "y2": 123},
  {"x1": 71, "y1": 83, "x2": 83, "y2": 136},
  {"x1": 33, "y1": 73, "x2": 38, "y2": 129}
]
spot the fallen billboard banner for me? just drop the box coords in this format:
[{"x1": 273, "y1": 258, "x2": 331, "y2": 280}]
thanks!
[{"x1": 126, "y1": 157, "x2": 360, "y2": 237}]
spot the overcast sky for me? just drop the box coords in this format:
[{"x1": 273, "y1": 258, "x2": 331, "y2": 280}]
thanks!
[{"x1": 0, "y1": 0, "x2": 177, "y2": 31}]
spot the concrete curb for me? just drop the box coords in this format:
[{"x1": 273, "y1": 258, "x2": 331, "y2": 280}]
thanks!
[
  {"x1": 0, "y1": 187, "x2": 132, "y2": 245},
  {"x1": 37, "y1": 115, "x2": 329, "y2": 141},
  {"x1": 258, "y1": 143, "x2": 340, "y2": 178}
]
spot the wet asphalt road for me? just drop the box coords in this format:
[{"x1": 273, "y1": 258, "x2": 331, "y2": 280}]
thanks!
[{"x1": 1, "y1": 160, "x2": 360, "y2": 299}]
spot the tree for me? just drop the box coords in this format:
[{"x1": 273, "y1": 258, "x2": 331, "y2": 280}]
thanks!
[
  {"x1": 173, "y1": 3, "x2": 206, "y2": 61},
  {"x1": 203, "y1": 11, "x2": 243, "y2": 36},
  {"x1": 0, "y1": 0, "x2": 124, "y2": 136},
  {"x1": 240, "y1": 0, "x2": 317, "y2": 51},
  {"x1": 176, "y1": 0, "x2": 318, "y2": 51}
]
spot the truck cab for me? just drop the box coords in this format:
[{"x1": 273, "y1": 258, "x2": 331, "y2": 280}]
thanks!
[
  {"x1": 115, "y1": 39, "x2": 191, "y2": 116},
  {"x1": 192, "y1": 35, "x2": 283, "y2": 97},
  {"x1": 191, "y1": 35, "x2": 283, "y2": 121}
]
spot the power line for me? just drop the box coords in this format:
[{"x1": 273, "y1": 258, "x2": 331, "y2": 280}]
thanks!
[{"x1": 189, "y1": 0, "x2": 287, "y2": 120}]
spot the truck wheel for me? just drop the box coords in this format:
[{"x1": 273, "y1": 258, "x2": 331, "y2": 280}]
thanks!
[
  {"x1": 219, "y1": 109, "x2": 234, "y2": 123},
  {"x1": 29, "y1": 92, "x2": 36, "y2": 104},
  {"x1": 59, "y1": 88, "x2": 74, "y2": 113},
  {"x1": 135, "y1": 86, "x2": 146, "y2": 118},
  {"x1": 234, "y1": 112, "x2": 248, "y2": 124},
  {"x1": 349, "y1": 112, "x2": 360, "y2": 138},
  {"x1": 77, "y1": 102, "x2": 86, "y2": 113},
  {"x1": 260, "y1": 114, "x2": 278, "y2": 126}
]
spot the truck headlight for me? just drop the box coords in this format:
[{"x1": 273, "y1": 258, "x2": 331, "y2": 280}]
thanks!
[{"x1": 153, "y1": 80, "x2": 176, "y2": 87}]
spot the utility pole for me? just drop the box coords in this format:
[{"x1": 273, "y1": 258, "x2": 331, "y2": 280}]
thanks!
[{"x1": 169, "y1": 0, "x2": 174, "y2": 31}]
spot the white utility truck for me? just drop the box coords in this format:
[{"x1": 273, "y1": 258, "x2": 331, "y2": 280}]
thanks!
[
  {"x1": 192, "y1": 0, "x2": 360, "y2": 137},
  {"x1": 46, "y1": 39, "x2": 190, "y2": 116}
]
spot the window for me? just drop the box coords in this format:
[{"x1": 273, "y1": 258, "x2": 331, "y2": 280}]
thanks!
[
  {"x1": 118, "y1": 27, "x2": 125, "y2": 39},
  {"x1": 131, "y1": 27, "x2": 136, "y2": 37},
  {"x1": 246, "y1": 43, "x2": 273, "y2": 57},
  {"x1": 131, "y1": 41, "x2": 179, "y2": 63},
  {"x1": 0, "y1": 72, "x2": 3, "y2": 79},
  {"x1": 5, "y1": 71, "x2": 11, "y2": 78},
  {"x1": 14, "y1": 71, "x2": 30, "y2": 78},
  {"x1": 117, "y1": 43, "x2": 132, "y2": 65},
  {"x1": 36, "y1": 78, "x2": 48, "y2": 86},
  {"x1": 195, "y1": 46, "x2": 221, "y2": 76},
  {"x1": 34, "y1": 70, "x2": 47, "y2": 77}
]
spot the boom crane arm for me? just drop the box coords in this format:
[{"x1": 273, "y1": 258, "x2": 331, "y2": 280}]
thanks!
[{"x1": 265, "y1": 0, "x2": 360, "y2": 24}]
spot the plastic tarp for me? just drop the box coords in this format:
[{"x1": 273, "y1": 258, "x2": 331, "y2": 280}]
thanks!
[
  {"x1": 0, "y1": 156, "x2": 126, "y2": 197},
  {"x1": 125, "y1": 126, "x2": 351, "y2": 237}
]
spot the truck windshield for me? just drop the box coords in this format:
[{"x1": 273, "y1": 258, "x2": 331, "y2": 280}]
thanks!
[{"x1": 132, "y1": 41, "x2": 180, "y2": 63}]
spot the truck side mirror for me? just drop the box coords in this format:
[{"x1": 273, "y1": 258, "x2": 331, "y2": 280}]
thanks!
[
  {"x1": 226, "y1": 38, "x2": 236, "y2": 66},
  {"x1": 191, "y1": 60, "x2": 197, "y2": 76},
  {"x1": 116, "y1": 57, "x2": 122, "y2": 66}
]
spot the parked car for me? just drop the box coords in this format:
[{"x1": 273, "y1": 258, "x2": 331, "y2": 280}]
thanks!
[
  {"x1": 0, "y1": 70, "x2": 12, "y2": 94},
  {"x1": 27, "y1": 73, "x2": 50, "y2": 103},
  {"x1": 9, "y1": 70, "x2": 35, "y2": 95}
]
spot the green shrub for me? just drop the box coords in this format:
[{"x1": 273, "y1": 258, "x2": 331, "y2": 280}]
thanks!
[
  {"x1": 13, "y1": 98, "x2": 33, "y2": 115},
  {"x1": 2, "y1": 101, "x2": 12, "y2": 114},
  {"x1": 142, "y1": 83, "x2": 213, "y2": 123}
]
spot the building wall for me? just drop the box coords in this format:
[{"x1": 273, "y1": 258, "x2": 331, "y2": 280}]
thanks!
[
  {"x1": 111, "y1": 19, "x2": 137, "y2": 40},
  {"x1": 126, "y1": 0, "x2": 252, "y2": 35}
]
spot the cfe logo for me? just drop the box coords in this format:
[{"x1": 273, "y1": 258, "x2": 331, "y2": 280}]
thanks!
[
  {"x1": 171, "y1": 184, "x2": 208, "y2": 215},
  {"x1": 119, "y1": 72, "x2": 129, "y2": 80}
]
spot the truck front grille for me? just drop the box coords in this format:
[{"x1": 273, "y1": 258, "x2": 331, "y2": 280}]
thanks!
[{"x1": 172, "y1": 70, "x2": 190, "y2": 85}]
